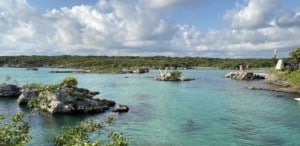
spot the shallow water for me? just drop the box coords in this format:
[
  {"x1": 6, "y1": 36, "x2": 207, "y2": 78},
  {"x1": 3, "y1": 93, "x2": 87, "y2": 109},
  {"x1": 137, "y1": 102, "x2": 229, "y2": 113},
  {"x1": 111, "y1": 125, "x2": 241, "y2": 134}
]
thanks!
[{"x1": 0, "y1": 68, "x2": 300, "y2": 146}]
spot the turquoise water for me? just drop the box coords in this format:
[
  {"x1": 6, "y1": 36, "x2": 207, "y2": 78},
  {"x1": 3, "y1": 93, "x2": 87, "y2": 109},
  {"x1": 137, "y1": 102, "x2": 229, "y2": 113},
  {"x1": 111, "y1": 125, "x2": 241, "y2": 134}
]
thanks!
[{"x1": 1, "y1": 68, "x2": 300, "y2": 145}]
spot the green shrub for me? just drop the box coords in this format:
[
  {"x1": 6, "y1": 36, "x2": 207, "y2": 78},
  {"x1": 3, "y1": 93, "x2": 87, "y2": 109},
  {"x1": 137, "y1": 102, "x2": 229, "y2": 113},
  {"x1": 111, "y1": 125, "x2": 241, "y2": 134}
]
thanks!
[
  {"x1": 61, "y1": 76, "x2": 78, "y2": 86},
  {"x1": 167, "y1": 71, "x2": 182, "y2": 81},
  {"x1": 22, "y1": 83, "x2": 42, "y2": 90},
  {"x1": 0, "y1": 112, "x2": 31, "y2": 146},
  {"x1": 287, "y1": 70, "x2": 300, "y2": 87},
  {"x1": 52, "y1": 117, "x2": 130, "y2": 146}
]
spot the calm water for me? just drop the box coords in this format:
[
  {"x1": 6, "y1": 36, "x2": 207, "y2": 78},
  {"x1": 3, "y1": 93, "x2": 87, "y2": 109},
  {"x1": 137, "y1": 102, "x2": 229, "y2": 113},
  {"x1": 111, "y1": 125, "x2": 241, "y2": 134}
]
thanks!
[{"x1": 1, "y1": 67, "x2": 300, "y2": 146}]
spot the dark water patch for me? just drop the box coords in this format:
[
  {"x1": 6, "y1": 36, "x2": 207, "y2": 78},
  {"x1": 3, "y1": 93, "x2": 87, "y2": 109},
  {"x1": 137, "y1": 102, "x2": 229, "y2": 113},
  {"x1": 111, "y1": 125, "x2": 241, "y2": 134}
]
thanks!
[
  {"x1": 283, "y1": 120, "x2": 300, "y2": 130},
  {"x1": 231, "y1": 124, "x2": 258, "y2": 142},
  {"x1": 261, "y1": 136, "x2": 286, "y2": 146},
  {"x1": 131, "y1": 93, "x2": 152, "y2": 99},
  {"x1": 222, "y1": 113, "x2": 259, "y2": 142},
  {"x1": 263, "y1": 114, "x2": 281, "y2": 123},
  {"x1": 132, "y1": 142, "x2": 178, "y2": 146},
  {"x1": 123, "y1": 102, "x2": 155, "y2": 123},
  {"x1": 180, "y1": 119, "x2": 200, "y2": 134}
]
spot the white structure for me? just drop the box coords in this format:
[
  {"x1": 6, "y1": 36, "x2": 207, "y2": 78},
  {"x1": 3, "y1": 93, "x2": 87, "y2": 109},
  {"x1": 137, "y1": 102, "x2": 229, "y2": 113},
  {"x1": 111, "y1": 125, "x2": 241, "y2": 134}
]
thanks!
[
  {"x1": 159, "y1": 68, "x2": 171, "y2": 77},
  {"x1": 275, "y1": 59, "x2": 284, "y2": 70},
  {"x1": 273, "y1": 49, "x2": 277, "y2": 59}
]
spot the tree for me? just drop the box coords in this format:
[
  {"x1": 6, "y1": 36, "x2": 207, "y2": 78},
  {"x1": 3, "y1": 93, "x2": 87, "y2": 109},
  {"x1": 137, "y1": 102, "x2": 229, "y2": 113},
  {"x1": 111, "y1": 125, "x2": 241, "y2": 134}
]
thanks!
[{"x1": 289, "y1": 47, "x2": 300, "y2": 69}]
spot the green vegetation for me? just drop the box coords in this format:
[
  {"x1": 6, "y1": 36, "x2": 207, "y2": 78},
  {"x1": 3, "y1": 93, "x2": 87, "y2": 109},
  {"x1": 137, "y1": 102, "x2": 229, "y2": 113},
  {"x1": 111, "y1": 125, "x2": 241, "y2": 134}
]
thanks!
[
  {"x1": 61, "y1": 76, "x2": 78, "y2": 87},
  {"x1": 0, "y1": 113, "x2": 130, "y2": 146},
  {"x1": 286, "y1": 70, "x2": 300, "y2": 87},
  {"x1": 52, "y1": 117, "x2": 130, "y2": 146},
  {"x1": 22, "y1": 83, "x2": 42, "y2": 90},
  {"x1": 0, "y1": 112, "x2": 31, "y2": 146},
  {"x1": 289, "y1": 47, "x2": 300, "y2": 69},
  {"x1": 0, "y1": 56, "x2": 274, "y2": 72},
  {"x1": 167, "y1": 71, "x2": 182, "y2": 81},
  {"x1": 272, "y1": 47, "x2": 300, "y2": 88}
]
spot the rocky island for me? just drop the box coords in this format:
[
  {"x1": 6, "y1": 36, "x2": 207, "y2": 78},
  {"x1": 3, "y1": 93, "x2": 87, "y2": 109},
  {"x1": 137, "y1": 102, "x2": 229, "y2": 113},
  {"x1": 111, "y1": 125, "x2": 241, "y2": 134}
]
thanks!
[
  {"x1": 154, "y1": 68, "x2": 195, "y2": 81},
  {"x1": 0, "y1": 77, "x2": 129, "y2": 114}
]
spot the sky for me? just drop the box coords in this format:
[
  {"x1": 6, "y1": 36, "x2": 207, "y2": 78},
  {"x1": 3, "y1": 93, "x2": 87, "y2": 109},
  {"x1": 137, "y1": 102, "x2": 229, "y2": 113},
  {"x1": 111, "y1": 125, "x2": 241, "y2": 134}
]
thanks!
[{"x1": 0, "y1": 0, "x2": 300, "y2": 58}]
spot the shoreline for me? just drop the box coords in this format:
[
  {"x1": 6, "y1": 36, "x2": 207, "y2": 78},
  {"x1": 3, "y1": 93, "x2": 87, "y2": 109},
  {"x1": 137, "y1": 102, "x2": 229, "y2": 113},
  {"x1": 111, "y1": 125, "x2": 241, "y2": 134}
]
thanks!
[
  {"x1": 246, "y1": 73, "x2": 300, "y2": 95},
  {"x1": 247, "y1": 86, "x2": 300, "y2": 94}
]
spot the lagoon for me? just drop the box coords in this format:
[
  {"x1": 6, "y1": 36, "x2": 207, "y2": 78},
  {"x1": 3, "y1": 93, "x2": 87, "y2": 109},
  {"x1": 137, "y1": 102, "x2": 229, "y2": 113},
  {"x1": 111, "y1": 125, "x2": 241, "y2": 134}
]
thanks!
[{"x1": 1, "y1": 68, "x2": 300, "y2": 145}]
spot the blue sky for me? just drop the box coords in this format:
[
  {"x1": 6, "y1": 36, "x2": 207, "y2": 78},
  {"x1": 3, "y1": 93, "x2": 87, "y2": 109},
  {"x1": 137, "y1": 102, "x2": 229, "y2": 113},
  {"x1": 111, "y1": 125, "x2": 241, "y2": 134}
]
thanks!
[{"x1": 1, "y1": 0, "x2": 300, "y2": 58}]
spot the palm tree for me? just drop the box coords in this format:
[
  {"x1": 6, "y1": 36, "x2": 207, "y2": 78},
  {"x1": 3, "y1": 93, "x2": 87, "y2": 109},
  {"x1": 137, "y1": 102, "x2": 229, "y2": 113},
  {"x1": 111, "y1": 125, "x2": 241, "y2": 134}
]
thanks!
[{"x1": 289, "y1": 48, "x2": 300, "y2": 69}]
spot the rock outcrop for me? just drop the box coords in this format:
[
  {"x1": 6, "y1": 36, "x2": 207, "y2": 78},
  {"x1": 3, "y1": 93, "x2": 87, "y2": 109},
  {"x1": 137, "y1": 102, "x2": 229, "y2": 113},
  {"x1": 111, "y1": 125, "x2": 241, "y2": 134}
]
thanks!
[
  {"x1": 26, "y1": 68, "x2": 38, "y2": 71},
  {"x1": 113, "y1": 104, "x2": 129, "y2": 113},
  {"x1": 50, "y1": 70, "x2": 91, "y2": 74},
  {"x1": 0, "y1": 84, "x2": 21, "y2": 97},
  {"x1": 225, "y1": 71, "x2": 266, "y2": 80},
  {"x1": 17, "y1": 85, "x2": 117, "y2": 114},
  {"x1": 121, "y1": 68, "x2": 149, "y2": 74},
  {"x1": 154, "y1": 76, "x2": 195, "y2": 81},
  {"x1": 17, "y1": 88, "x2": 38, "y2": 105}
]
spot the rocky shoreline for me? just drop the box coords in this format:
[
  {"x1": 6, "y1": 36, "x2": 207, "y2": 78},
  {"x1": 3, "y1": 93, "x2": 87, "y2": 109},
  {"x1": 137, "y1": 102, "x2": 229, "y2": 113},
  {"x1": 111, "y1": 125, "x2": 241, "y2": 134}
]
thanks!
[
  {"x1": 224, "y1": 71, "x2": 267, "y2": 80},
  {"x1": 50, "y1": 70, "x2": 92, "y2": 74},
  {"x1": 224, "y1": 70, "x2": 300, "y2": 95},
  {"x1": 247, "y1": 86, "x2": 300, "y2": 94}
]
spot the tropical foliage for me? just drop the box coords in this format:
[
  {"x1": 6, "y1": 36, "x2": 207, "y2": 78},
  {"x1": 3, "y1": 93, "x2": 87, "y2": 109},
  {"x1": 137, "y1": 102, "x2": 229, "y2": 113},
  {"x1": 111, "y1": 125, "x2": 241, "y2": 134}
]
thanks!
[
  {"x1": 0, "y1": 112, "x2": 31, "y2": 146},
  {"x1": 0, "y1": 113, "x2": 130, "y2": 146},
  {"x1": 167, "y1": 71, "x2": 182, "y2": 81},
  {"x1": 289, "y1": 47, "x2": 300, "y2": 69},
  {"x1": 52, "y1": 117, "x2": 130, "y2": 146}
]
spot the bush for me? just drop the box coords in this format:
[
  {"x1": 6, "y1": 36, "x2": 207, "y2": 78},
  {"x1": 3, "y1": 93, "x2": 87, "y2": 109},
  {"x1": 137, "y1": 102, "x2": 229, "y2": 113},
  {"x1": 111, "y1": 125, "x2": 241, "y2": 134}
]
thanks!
[
  {"x1": 167, "y1": 71, "x2": 182, "y2": 81},
  {"x1": 287, "y1": 70, "x2": 300, "y2": 87},
  {"x1": 0, "y1": 112, "x2": 31, "y2": 145},
  {"x1": 22, "y1": 83, "x2": 42, "y2": 90},
  {"x1": 61, "y1": 76, "x2": 78, "y2": 87},
  {"x1": 52, "y1": 117, "x2": 130, "y2": 146}
]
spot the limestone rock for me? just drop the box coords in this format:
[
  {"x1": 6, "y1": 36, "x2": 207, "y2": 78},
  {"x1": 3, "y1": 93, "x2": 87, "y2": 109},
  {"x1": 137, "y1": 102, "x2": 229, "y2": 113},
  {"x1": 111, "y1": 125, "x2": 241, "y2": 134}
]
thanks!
[
  {"x1": 0, "y1": 84, "x2": 21, "y2": 97},
  {"x1": 30, "y1": 86, "x2": 114, "y2": 114},
  {"x1": 17, "y1": 88, "x2": 38, "y2": 105},
  {"x1": 113, "y1": 104, "x2": 129, "y2": 113},
  {"x1": 225, "y1": 71, "x2": 265, "y2": 80}
]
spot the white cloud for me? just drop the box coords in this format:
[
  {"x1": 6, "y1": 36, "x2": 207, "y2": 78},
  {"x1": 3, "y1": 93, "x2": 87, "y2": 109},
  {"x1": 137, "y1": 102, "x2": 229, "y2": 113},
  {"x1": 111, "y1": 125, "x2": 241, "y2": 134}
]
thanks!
[
  {"x1": 144, "y1": 0, "x2": 203, "y2": 9},
  {"x1": 224, "y1": 0, "x2": 280, "y2": 30},
  {"x1": 276, "y1": 10, "x2": 300, "y2": 28},
  {"x1": 0, "y1": 0, "x2": 299, "y2": 58}
]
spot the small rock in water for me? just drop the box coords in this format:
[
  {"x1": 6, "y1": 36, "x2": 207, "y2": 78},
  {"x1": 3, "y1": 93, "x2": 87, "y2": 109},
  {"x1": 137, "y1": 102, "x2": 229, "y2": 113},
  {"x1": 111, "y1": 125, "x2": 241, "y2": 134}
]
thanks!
[{"x1": 113, "y1": 104, "x2": 129, "y2": 113}]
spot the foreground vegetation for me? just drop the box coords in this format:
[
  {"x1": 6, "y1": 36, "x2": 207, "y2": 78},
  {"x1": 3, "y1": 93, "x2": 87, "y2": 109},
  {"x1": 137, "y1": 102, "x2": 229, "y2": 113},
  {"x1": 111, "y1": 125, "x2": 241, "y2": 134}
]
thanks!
[
  {"x1": 0, "y1": 56, "x2": 274, "y2": 72},
  {"x1": 0, "y1": 112, "x2": 130, "y2": 146},
  {"x1": 0, "y1": 112, "x2": 31, "y2": 145},
  {"x1": 0, "y1": 76, "x2": 130, "y2": 145}
]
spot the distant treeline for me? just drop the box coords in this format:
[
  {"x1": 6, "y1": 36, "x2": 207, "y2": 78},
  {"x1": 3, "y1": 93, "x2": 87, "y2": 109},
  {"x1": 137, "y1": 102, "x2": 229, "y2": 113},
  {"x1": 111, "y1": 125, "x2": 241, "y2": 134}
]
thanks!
[{"x1": 0, "y1": 56, "x2": 275, "y2": 72}]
